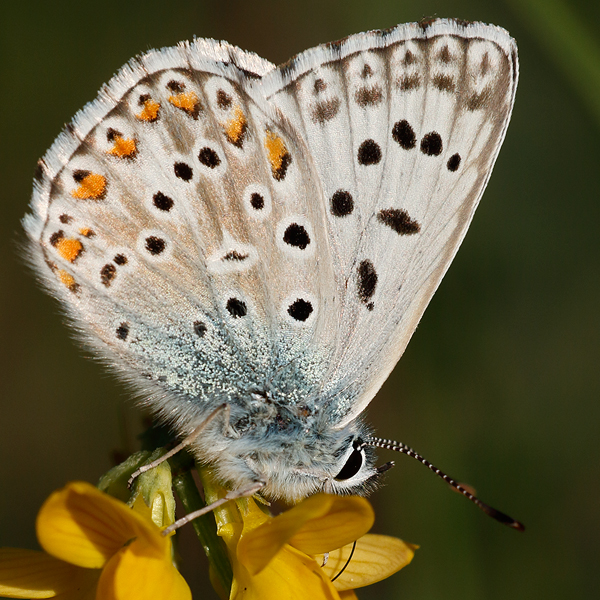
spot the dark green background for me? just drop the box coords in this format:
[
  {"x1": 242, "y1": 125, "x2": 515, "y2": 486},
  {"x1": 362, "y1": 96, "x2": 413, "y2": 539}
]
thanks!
[{"x1": 2, "y1": 1, "x2": 599, "y2": 598}]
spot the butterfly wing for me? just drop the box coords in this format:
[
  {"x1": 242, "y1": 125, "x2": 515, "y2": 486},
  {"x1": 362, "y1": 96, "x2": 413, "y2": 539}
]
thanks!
[
  {"x1": 24, "y1": 20, "x2": 517, "y2": 440},
  {"x1": 24, "y1": 40, "x2": 341, "y2": 431},
  {"x1": 260, "y1": 20, "x2": 518, "y2": 425}
]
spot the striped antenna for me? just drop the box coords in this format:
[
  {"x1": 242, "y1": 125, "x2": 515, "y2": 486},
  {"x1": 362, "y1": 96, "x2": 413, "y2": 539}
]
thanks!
[{"x1": 366, "y1": 436, "x2": 524, "y2": 531}]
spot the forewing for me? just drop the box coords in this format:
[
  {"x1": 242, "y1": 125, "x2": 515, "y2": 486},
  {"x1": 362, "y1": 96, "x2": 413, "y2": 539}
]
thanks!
[
  {"x1": 24, "y1": 40, "x2": 338, "y2": 429},
  {"x1": 260, "y1": 20, "x2": 518, "y2": 424}
]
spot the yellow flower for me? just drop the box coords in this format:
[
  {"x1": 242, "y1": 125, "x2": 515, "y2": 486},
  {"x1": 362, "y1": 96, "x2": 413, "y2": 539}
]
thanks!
[
  {"x1": 207, "y1": 482, "x2": 416, "y2": 600},
  {"x1": 0, "y1": 481, "x2": 190, "y2": 600}
]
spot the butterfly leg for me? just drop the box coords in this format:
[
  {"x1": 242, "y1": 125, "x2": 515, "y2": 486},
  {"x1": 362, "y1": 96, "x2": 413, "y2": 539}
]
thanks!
[
  {"x1": 162, "y1": 480, "x2": 266, "y2": 535},
  {"x1": 128, "y1": 403, "x2": 230, "y2": 487}
]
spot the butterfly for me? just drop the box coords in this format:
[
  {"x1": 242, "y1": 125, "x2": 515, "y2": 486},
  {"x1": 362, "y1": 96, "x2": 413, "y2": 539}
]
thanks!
[{"x1": 24, "y1": 18, "x2": 519, "y2": 525}]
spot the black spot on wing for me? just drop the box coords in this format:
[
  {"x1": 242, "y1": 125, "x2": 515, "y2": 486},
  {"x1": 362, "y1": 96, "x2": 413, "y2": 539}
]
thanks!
[
  {"x1": 49, "y1": 230, "x2": 64, "y2": 246},
  {"x1": 167, "y1": 80, "x2": 184, "y2": 92},
  {"x1": 447, "y1": 153, "x2": 461, "y2": 172},
  {"x1": 198, "y1": 147, "x2": 221, "y2": 168},
  {"x1": 100, "y1": 264, "x2": 117, "y2": 286},
  {"x1": 392, "y1": 120, "x2": 416, "y2": 150},
  {"x1": 194, "y1": 321, "x2": 207, "y2": 337},
  {"x1": 153, "y1": 192, "x2": 174, "y2": 211},
  {"x1": 72, "y1": 170, "x2": 89, "y2": 183},
  {"x1": 227, "y1": 298, "x2": 247, "y2": 318},
  {"x1": 145, "y1": 236, "x2": 166, "y2": 255},
  {"x1": 357, "y1": 139, "x2": 381, "y2": 165},
  {"x1": 174, "y1": 162, "x2": 193, "y2": 180},
  {"x1": 283, "y1": 224, "x2": 310, "y2": 249},
  {"x1": 250, "y1": 193, "x2": 264, "y2": 210},
  {"x1": 223, "y1": 250, "x2": 249, "y2": 261},
  {"x1": 287, "y1": 299, "x2": 313, "y2": 322},
  {"x1": 357, "y1": 260, "x2": 377, "y2": 305},
  {"x1": 377, "y1": 209, "x2": 420, "y2": 235},
  {"x1": 116, "y1": 323, "x2": 129, "y2": 340},
  {"x1": 420, "y1": 132, "x2": 443, "y2": 156},
  {"x1": 330, "y1": 190, "x2": 354, "y2": 217}
]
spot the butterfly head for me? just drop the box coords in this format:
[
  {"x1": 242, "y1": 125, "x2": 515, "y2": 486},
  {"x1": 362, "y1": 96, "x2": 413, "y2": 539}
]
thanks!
[
  {"x1": 246, "y1": 425, "x2": 385, "y2": 502},
  {"x1": 189, "y1": 403, "x2": 385, "y2": 502}
]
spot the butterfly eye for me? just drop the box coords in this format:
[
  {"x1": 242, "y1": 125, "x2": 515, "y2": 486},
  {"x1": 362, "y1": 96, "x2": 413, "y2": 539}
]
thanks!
[{"x1": 334, "y1": 443, "x2": 364, "y2": 481}]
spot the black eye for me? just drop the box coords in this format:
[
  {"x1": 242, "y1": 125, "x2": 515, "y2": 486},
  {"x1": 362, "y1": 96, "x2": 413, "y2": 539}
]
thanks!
[{"x1": 335, "y1": 445, "x2": 364, "y2": 481}]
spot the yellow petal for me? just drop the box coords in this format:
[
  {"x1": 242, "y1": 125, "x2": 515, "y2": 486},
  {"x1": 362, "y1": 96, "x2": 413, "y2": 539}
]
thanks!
[
  {"x1": 50, "y1": 581, "x2": 98, "y2": 600},
  {"x1": 96, "y1": 541, "x2": 191, "y2": 600},
  {"x1": 237, "y1": 494, "x2": 335, "y2": 574},
  {"x1": 315, "y1": 534, "x2": 417, "y2": 591},
  {"x1": 339, "y1": 592, "x2": 359, "y2": 599},
  {"x1": 238, "y1": 496, "x2": 374, "y2": 575},
  {"x1": 36, "y1": 482, "x2": 164, "y2": 569},
  {"x1": 237, "y1": 497, "x2": 271, "y2": 533},
  {"x1": 232, "y1": 544, "x2": 340, "y2": 600},
  {"x1": 288, "y1": 496, "x2": 375, "y2": 555},
  {"x1": 203, "y1": 472, "x2": 270, "y2": 551},
  {"x1": 0, "y1": 548, "x2": 95, "y2": 599}
]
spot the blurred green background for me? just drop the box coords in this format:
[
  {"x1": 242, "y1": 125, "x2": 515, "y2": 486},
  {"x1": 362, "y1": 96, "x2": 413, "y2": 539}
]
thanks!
[{"x1": 1, "y1": 0, "x2": 599, "y2": 598}]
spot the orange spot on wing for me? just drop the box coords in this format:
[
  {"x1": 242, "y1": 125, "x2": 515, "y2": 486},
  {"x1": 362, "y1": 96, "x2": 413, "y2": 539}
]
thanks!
[
  {"x1": 107, "y1": 135, "x2": 137, "y2": 158},
  {"x1": 71, "y1": 173, "x2": 107, "y2": 200},
  {"x1": 136, "y1": 98, "x2": 161, "y2": 122},
  {"x1": 79, "y1": 227, "x2": 95, "y2": 238},
  {"x1": 168, "y1": 91, "x2": 200, "y2": 118},
  {"x1": 265, "y1": 131, "x2": 286, "y2": 170},
  {"x1": 58, "y1": 270, "x2": 79, "y2": 293},
  {"x1": 223, "y1": 105, "x2": 248, "y2": 147},
  {"x1": 264, "y1": 130, "x2": 291, "y2": 180},
  {"x1": 56, "y1": 238, "x2": 83, "y2": 263}
]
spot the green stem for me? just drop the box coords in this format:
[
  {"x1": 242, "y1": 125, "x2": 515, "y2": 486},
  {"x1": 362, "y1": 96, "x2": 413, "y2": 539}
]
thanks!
[{"x1": 170, "y1": 456, "x2": 233, "y2": 595}]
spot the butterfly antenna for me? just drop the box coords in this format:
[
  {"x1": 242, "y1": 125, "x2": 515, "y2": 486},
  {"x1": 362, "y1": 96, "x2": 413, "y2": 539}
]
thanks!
[
  {"x1": 366, "y1": 436, "x2": 525, "y2": 531},
  {"x1": 331, "y1": 540, "x2": 357, "y2": 582}
]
